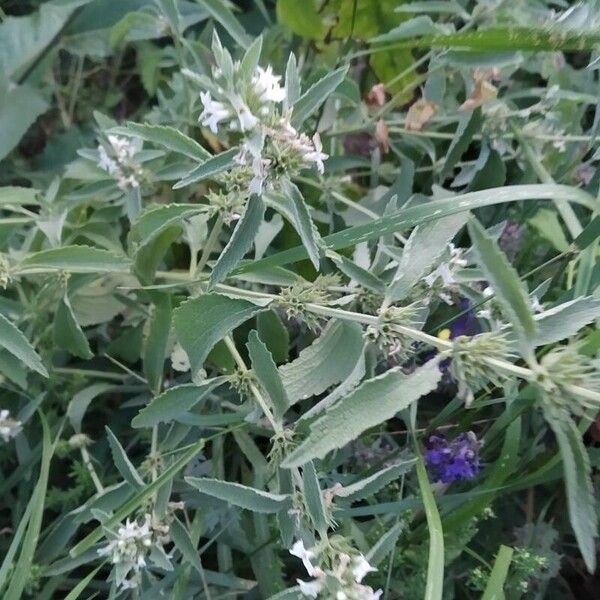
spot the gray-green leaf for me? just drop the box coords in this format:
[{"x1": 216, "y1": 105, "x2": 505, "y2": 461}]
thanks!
[{"x1": 0, "y1": 313, "x2": 48, "y2": 377}]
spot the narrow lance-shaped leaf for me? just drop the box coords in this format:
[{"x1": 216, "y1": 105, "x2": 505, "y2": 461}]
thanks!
[
  {"x1": 468, "y1": 218, "x2": 536, "y2": 358},
  {"x1": 481, "y1": 545, "x2": 514, "y2": 600},
  {"x1": 173, "y1": 147, "x2": 238, "y2": 189},
  {"x1": 247, "y1": 330, "x2": 289, "y2": 422},
  {"x1": 54, "y1": 294, "x2": 93, "y2": 360},
  {"x1": 18, "y1": 246, "x2": 130, "y2": 274},
  {"x1": 105, "y1": 427, "x2": 145, "y2": 489},
  {"x1": 173, "y1": 294, "x2": 268, "y2": 379},
  {"x1": 543, "y1": 406, "x2": 597, "y2": 573},
  {"x1": 283, "y1": 359, "x2": 442, "y2": 467},
  {"x1": 0, "y1": 313, "x2": 48, "y2": 377},
  {"x1": 185, "y1": 477, "x2": 291, "y2": 513},
  {"x1": 199, "y1": 0, "x2": 252, "y2": 49},
  {"x1": 302, "y1": 462, "x2": 328, "y2": 535},
  {"x1": 143, "y1": 293, "x2": 171, "y2": 395},
  {"x1": 440, "y1": 109, "x2": 482, "y2": 179},
  {"x1": 208, "y1": 195, "x2": 265, "y2": 289},
  {"x1": 386, "y1": 213, "x2": 468, "y2": 303}
]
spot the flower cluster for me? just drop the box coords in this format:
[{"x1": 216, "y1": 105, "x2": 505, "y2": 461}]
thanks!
[
  {"x1": 423, "y1": 243, "x2": 468, "y2": 304},
  {"x1": 0, "y1": 409, "x2": 21, "y2": 442},
  {"x1": 196, "y1": 34, "x2": 328, "y2": 198},
  {"x1": 97, "y1": 135, "x2": 143, "y2": 191},
  {"x1": 291, "y1": 540, "x2": 382, "y2": 599},
  {"x1": 425, "y1": 431, "x2": 483, "y2": 484},
  {"x1": 98, "y1": 514, "x2": 170, "y2": 590}
]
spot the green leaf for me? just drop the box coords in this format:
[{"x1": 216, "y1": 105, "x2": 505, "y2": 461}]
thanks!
[
  {"x1": 544, "y1": 407, "x2": 597, "y2": 573},
  {"x1": 279, "y1": 320, "x2": 364, "y2": 406},
  {"x1": 284, "y1": 53, "x2": 301, "y2": 111},
  {"x1": 416, "y1": 455, "x2": 444, "y2": 600},
  {"x1": 170, "y1": 517, "x2": 204, "y2": 575},
  {"x1": 247, "y1": 330, "x2": 289, "y2": 421},
  {"x1": 386, "y1": 213, "x2": 468, "y2": 303},
  {"x1": 395, "y1": 1, "x2": 470, "y2": 18},
  {"x1": 468, "y1": 218, "x2": 536, "y2": 358},
  {"x1": 240, "y1": 36, "x2": 263, "y2": 79},
  {"x1": 235, "y1": 184, "x2": 595, "y2": 275},
  {"x1": 143, "y1": 293, "x2": 171, "y2": 394},
  {"x1": 283, "y1": 181, "x2": 323, "y2": 270},
  {"x1": 335, "y1": 459, "x2": 417, "y2": 503},
  {"x1": 54, "y1": 294, "x2": 93, "y2": 360},
  {"x1": 4, "y1": 413, "x2": 54, "y2": 600},
  {"x1": 301, "y1": 461, "x2": 328, "y2": 535},
  {"x1": 198, "y1": 0, "x2": 252, "y2": 49},
  {"x1": 208, "y1": 196, "x2": 265, "y2": 289},
  {"x1": 290, "y1": 66, "x2": 348, "y2": 127},
  {"x1": 573, "y1": 215, "x2": 600, "y2": 251},
  {"x1": 366, "y1": 522, "x2": 405, "y2": 567},
  {"x1": 132, "y1": 379, "x2": 226, "y2": 428},
  {"x1": 283, "y1": 359, "x2": 442, "y2": 467},
  {"x1": 0, "y1": 313, "x2": 48, "y2": 377},
  {"x1": 105, "y1": 427, "x2": 145, "y2": 489},
  {"x1": 134, "y1": 225, "x2": 180, "y2": 285},
  {"x1": 0, "y1": 186, "x2": 39, "y2": 206},
  {"x1": 71, "y1": 439, "x2": 205, "y2": 557},
  {"x1": 19, "y1": 245, "x2": 130, "y2": 274},
  {"x1": 257, "y1": 311, "x2": 289, "y2": 363},
  {"x1": 440, "y1": 109, "x2": 482, "y2": 179},
  {"x1": 173, "y1": 147, "x2": 238, "y2": 189},
  {"x1": 276, "y1": 0, "x2": 325, "y2": 40},
  {"x1": 329, "y1": 252, "x2": 385, "y2": 294},
  {"x1": 186, "y1": 477, "x2": 291, "y2": 513},
  {"x1": 530, "y1": 208, "x2": 570, "y2": 252},
  {"x1": 481, "y1": 545, "x2": 514, "y2": 600},
  {"x1": 110, "y1": 122, "x2": 211, "y2": 161},
  {"x1": 174, "y1": 294, "x2": 268, "y2": 379},
  {"x1": 68, "y1": 383, "x2": 114, "y2": 433},
  {"x1": 63, "y1": 565, "x2": 103, "y2": 600}
]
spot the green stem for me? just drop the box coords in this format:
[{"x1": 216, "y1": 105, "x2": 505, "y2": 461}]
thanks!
[{"x1": 196, "y1": 213, "x2": 224, "y2": 275}]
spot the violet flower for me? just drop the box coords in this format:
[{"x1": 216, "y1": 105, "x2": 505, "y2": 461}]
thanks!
[{"x1": 425, "y1": 431, "x2": 483, "y2": 483}]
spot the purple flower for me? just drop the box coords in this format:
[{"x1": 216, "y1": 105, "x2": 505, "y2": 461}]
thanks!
[{"x1": 425, "y1": 431, "x2": 483, "y2": 483}]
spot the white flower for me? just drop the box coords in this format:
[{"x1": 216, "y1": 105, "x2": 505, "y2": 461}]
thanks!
[
  {"x1": 291, "y1": 540, "x2": 320, "y2": 577},
  {"x1": 253, "y1": 65, "x2": 285, "y2": 103},
  {"x1": 365, "y1": 589, "x2": 383, "y2": 600},
  {"x1": 303, "y1": 133, "x2": 328, "y2": 174},
  {"x1": 0, "y1": 409, "x2": 21, "y2": 442},
  {"x1": 249, "y1": 155, "x2": 270, "y2": 195},
  {"x1": 530, "y1": 295, "x2": 544, "y2": 313},
  {"x1": 199, "y1": 91, "x2": 230, "y2": 133},
  {"x1": 97, "y1": 136, "x2": 142, "y2": 191},
  {"x1": 171, "y1": 343, "x2": 190, "y2": 372},
  {"x1": 336, "y1": 591, "x2": 348, "y2": 600},
  {"x1": 298, "y1": 578, "x2": 323, "y2": 598},
  {"x1": 352, "y1": 555, "x2": 376, "y2": 583}
]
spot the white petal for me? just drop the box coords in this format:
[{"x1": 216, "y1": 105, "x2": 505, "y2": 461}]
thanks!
[{"x1": 297, "y1": 579, "x2": 322, "y2": 598}]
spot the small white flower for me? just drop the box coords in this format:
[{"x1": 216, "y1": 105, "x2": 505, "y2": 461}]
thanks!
[
  {"x1": 297, "y1": 578, "x2": 322, "y2": 598},
  {"x1": 530, "y1": 295, "x2": 544, "y2": 313},
  {"x1": 336, "y1": 591, "x2": 348, "y2": 600},
  {"x1": 199, "y1": 91, "x2": 230, "y2": 133},
  {"x1": 303, "y1": 133, "x2": 328, "y2": 174},
  {"x1": 290, "y1": 540, "x2": 319, "y2": 577},
  {"x1": 0, "y1": 409, "x2": 21, "y2": 442},
  {"x1": 352, "y1": 555, "x2": 376, "y2": 583},
  {"x1": 253, "y1": 65, "x2": 286, "y2": 103},
  {"x1": 171, "y1": 343, "x2": 190, "y2": 372}
]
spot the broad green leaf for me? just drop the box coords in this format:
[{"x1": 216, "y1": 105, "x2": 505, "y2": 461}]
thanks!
[
  {"x1": 481, "y1": 545, "x2": 513, "y2": 600},
  {"x1": 110, "y1": 122, "x2": 211, "y2": 161},
  {"x1": 416, "y1": 455, "x2": 444, "y2": 600},
  {"x1": 173, "y1": 148, "x2": 238, "y2": 189},
  {"x1": 0, "y1": 186, "x2": 39, "y2": 206},
  {"x1": 4, "y1": 413, "x2": 54, "y2": 600},
  {"x1": 335, "y1": 459, "x2": 417, "y2": 503},
  {"x1": 198, "y1": 0, "x2": 252, "y2": 49},
  {"x1": 283, "y1": 359, "x2": 442, "y2": 467},
  {"x1": 283, "y1": 181, "x2": 323, "y2": 270},
  {"x1": 143, "y1": 293, "x2": 171, "y2": 394},
  {"x1": 247, "y1": 330, "x2": 289, "y2": 421},
  {"x1": 0, "y1": 313, "x2": 48, "y2": 377},
  {"x1": 54, "y1": 294, "x2": 93, "y2": 360},
  {"x1": 386, "y1": 213, "x2": 468, "y2": 303},
  {"x1": 208, "y1": 196, "x2": 265, "y2": 289},
  {"x1": 366, "y1": 522, "x2": 405, "y2": 567},
  {"x1": 544, "y1": 407, "x2": 597, "y2": 573},
  {"x1": 302, "y1": 461, "x2": 328, "y2": 535},
  {"x1": 186, "y1": 477, "x2": 291, "y2": 513},
  {"x1": 134, "y1": 225, "x2": 181, "y2": 285},
  {"x1": 257, "y1": 311, "x2": 289, "y2": 363},
  {"x1": 0, "y1": 84, "x2": 48, "y2": 162},
  {"x1": 234, "y1": 184, "x2": 596, "y2": 275},
  {"x1": 276, "y1": 0, "x2": 325, "y2": 40},
  {"x1": 68, "y1": 383, "x2": 114, "y2": 433},
  {"x1": 468, "y1": 218, "x2": 536, "y2": 358},
  {"x1": 170, "y1": 517, "x2": 204, "y2": 575},
  {"x1": 290, "y1": 66, "x2": 348, "y2": 127},
  {"x1": 19, "y1": 245, "x2": 130, "y2": 274},
  {"x1": 279, "y1": 320, "x2": 364, "y2": 405},
  {"x1": 105, "y1": 427, "x2": 145, "y2": 489},
  {"x1": 174, "y1": 294, "x2": 268, "y2": 378},
  {"x1": 440, "y1": 109, "x2": 482, "y2": 179},
  {"x1": 530, "y1": 208, "x2": 570, "y2": 252},
  {"x1": 132, "y1": 379, "x2": 226, "y2": 428},
  {"x1": 71, "y1": 438, "x2": 205, "y2": 557}
]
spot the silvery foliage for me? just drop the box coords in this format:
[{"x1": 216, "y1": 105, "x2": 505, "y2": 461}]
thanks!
[{"x1": 1, "y1": 1, "x2": 600, "y2": 598}]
